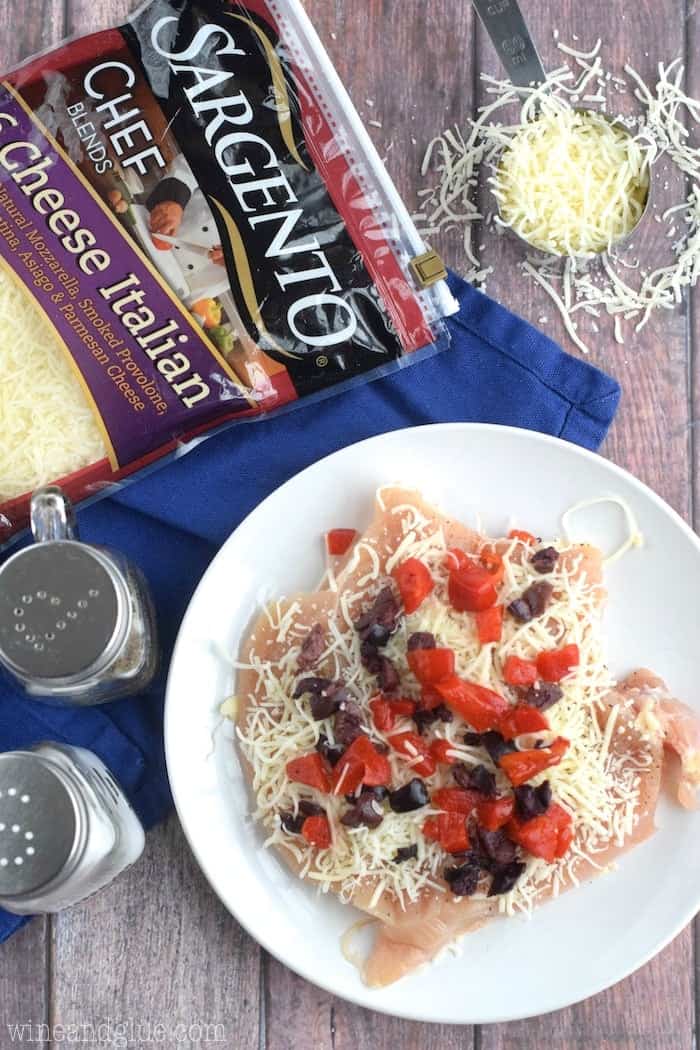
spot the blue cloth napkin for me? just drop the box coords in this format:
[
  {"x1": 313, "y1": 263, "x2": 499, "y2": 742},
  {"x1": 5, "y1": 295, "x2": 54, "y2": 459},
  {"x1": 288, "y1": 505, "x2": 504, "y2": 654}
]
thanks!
[{"x1": 0, "y1": 272, "x2": 620, "y2": 942}]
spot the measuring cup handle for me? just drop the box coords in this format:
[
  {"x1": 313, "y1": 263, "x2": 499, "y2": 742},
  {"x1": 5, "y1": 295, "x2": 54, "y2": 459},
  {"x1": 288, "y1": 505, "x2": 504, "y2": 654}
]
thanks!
[
  {"x1": 30, "y1": 487, "x2": 79, "y2": 543},
  {"x1": 472, "y1": 0, "x2": 547, "y2": 90}
]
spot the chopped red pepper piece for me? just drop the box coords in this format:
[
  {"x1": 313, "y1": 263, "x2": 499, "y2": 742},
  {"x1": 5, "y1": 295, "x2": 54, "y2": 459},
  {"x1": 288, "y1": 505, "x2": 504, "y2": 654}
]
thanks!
[
  {"x1": 476, "y1": 796, "x2": 515, "y2": 831},
  {"x1": 332, "y1": 735, "x2": 391, "y2": 792},
  {"x1": 503, "y1": 655, "x2": 539, "y2": 687},
  {"x1": 444, "y1": 547, "x2": 476, "y2": 572},
  {"x1": 392, "y1": 557, "x2": 434, "y2": 614},
  {"x1": 286, "y1": 752, "x2": 331, "y2": 793},
  {"x1": 389, "y1": 731, "x2": 436, "y2": 777},
  {"x1": 507, "y1": 802, "x2": 573, "y2": 862},
  {"x1": 430, "y1": 739, "x2": 458, "y2": 765},
  {"x1": 301, "y1": 814, "x2": 331, "y2": 849},
  {"x1": 498, "y1": 704, "x2": 550, "y2": 740},
  {"x1": 420, "y1": 685, "x2": 444, "y2": 711},
  {"x1": 508, "y1": 529, "x2": 538, "y2": 545},
  {"x1": 370, "y1": 697, "x2": 417, "y2": 732},
  {"x1": 434, "y1": 676, "x2": 510, "y2": 732},
  {"x1": 536, "y1": 644, "x2": 580, "y2": 682},
  {"x1": 499, "y1": 737, "x2": 569, "y2": 786},
  {"x1": 475, "y1": 604, "x2": 504, "y2": 645},
  {"x1": 407, "y1": 647, "x2": 455, "y2": 685},
  {"x1": 332, "y1": 757, "x2": 365, "y2": 795},
  {"x1": 369, "y1": 696, "x2": 395, "y2": 733},
  {"x1": 480, "y1": 547, "x2": 505, "y2": 587},
  {"x1": 325, "y1": 528, "x2": 357, "y2": 556},
  {"x1": 389, "y1": 698, "x2": 417, "y2": 717},
  {"x1": 448, "y1": 565, "x2": 498, "y2": 613},
  {"x1": 422, "y1": 812, "x2": 470, "y2": 853},
  {"x1": 432, "y1": 787, "x2": 480, "y2": 814}
]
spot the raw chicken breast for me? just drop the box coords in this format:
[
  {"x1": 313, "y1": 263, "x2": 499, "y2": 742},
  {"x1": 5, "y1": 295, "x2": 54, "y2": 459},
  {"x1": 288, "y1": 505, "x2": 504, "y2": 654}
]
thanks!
[{"x1": 234, "y1": 486, "x2": 693, "y2": 988}]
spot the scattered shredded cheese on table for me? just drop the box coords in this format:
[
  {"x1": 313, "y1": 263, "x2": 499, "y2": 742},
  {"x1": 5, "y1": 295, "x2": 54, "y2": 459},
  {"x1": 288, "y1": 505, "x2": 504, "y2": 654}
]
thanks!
[{"x1": 416, "y1": 38, "x2": 700, "y2": 354}]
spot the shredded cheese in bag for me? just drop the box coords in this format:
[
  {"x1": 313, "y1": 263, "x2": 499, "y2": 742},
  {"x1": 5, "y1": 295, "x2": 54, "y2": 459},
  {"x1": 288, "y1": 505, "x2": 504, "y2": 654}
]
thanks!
[{"x1": 0, "y1": 272, "x2": 106, "y2": 504}]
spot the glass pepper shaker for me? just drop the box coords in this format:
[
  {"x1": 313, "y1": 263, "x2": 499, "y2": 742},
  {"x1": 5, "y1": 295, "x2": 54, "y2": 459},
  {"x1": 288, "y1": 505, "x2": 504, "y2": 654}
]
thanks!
[
  {"x1": 0, "y1": 743, "x2": 145, "y2": 915},
  {"x1": 0, "y1": 486, "x2": 158, "y2": 705}
]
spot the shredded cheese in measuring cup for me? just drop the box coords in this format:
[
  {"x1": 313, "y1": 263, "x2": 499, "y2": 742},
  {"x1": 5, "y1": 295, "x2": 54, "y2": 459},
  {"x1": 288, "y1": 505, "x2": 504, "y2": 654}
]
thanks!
[{"x1": 493, "y1": 103, "x2": 650, "y2": 257}]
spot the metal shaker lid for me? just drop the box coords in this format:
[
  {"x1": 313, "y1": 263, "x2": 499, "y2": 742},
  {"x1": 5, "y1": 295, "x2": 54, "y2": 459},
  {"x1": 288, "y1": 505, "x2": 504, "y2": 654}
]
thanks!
[
  {"x1": 0, "y1": 542, "x2": 127, "y2": 681},
  {"x1": 0, "y1": 752, "x2": 83, "y2": 897},
  {"x1": 0, "y1": 488, "x2": 129, "y2": 683}
]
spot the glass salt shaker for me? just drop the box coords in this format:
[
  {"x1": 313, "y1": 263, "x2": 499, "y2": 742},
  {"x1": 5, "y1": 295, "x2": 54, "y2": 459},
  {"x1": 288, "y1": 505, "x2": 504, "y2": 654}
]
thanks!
[
  {"x1": 0, "y1": 486, "x2": 158, "y2": 705},
  {"x1": 0, "y1": 743, "x2": 145, "y2": 915}
]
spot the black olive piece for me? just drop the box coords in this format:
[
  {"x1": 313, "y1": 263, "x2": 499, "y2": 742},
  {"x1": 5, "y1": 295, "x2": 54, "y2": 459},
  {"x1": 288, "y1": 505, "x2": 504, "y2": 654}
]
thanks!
[
  {"x1": 463, "y1": 731, "x2": 483, "y2": 746},
  {"x1": 523, "y1": 581, "x2": 554, "y2": 617},
  {"x1": 521, "y1": 683, "x2": 563, "y2": 711},
  {"x1": 298, "y1": 623, "x2": 325, "y2": 670},
  {"x1": 341, "y1": 794, "x2": 384, "y2": 829},
  {"x1": 444, "y1": 855, "x2": 481, "y2": 897},
  {"x1": 393, "y1": 844, "x2": 418, "y2": 863},
  {"x1": 298, "y1": 800, "x2": 325, "y2": 817},
  {"x1": 354, "y1": 586, "x2": 400, "y2": 642},
  {"x1": 507, "y1": 598, "x2": 533, "y2": 624},
  {"x1": 360, "y1": 638, "x2": 382, "y2": 673},
  {"x1": 389, "y1": 778, "x2": 430, "y2": 813},
  {"x1": 479, "y1": 731, "x2": 516, "y2": 763},
  {"x1": 280, "y1": 811, "x2": 305, "y2": 834},
  {"x1": 316, "y1": 733, "x2": 344, "y2": 767},
  {"x1": 488, "y1": 860, "x2": 527, "y2": 896},
  {"x1": 413, "y1": 707, "x2": 439, "y2": 734},
  {"x1": 348, "y1": 786, "x2": 388, "y2": 805},
  {"x1": 476, "y1": 827, "x2": 517, "y2": 868},
  {"x1": 508, "y1": 582, "x2": 554, "y2": 623},
  {"x1": 334, "y1": 700, "x2": 365, "y2": 748},
  {"x1": 453, "y1": 763, "x2": 497, "y2": 797},
  {"x1": 514, "y1": 781, "x2": 552, "y2": 821},
  {"x1": 309, "y1": 693, "x2": 342, "y2": 720},
  {"x1": 293, "y1": 676, "x2": 334, "y2": 699},
  {"x1": 407, "y1": 632, "x2": 436, "y2": 651},
  {"x1": 365, "y1": 623, "x2": 391, "y2": 647},
  {"x1": 531, "y1": 546, "x2": 559, "y2": 575},
  {"x1": 377, "y1": 655, "x2": 400, "y2": 693}
]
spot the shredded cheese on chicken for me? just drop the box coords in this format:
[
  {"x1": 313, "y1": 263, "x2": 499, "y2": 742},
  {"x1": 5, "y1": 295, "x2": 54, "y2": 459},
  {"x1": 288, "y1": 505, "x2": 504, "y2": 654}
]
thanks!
[{"x1": 235, "y1": 492, "x2": 654, "y2": 918}]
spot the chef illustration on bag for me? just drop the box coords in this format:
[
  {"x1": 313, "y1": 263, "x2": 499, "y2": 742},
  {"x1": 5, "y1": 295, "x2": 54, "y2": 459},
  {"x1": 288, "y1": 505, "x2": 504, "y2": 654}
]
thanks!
[
  {"x1": 111, "y1": 153, "x2": 234, "y2": 307},
  {"x1": 147, "y1": 155, "x2": 225, "y2": 265}
]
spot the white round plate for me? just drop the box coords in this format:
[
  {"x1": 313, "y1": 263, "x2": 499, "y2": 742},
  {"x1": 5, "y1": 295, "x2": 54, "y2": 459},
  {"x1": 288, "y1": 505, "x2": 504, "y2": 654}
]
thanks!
[{"x1": 165, "y1": 424, "x2": 700, "y2": 1024}]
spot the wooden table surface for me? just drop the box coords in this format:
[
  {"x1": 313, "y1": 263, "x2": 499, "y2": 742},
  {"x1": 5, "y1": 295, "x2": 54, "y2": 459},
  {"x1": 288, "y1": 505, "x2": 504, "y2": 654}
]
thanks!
[{"x1": 0, "y1": 0, "x2": 698, "y2": 1046}]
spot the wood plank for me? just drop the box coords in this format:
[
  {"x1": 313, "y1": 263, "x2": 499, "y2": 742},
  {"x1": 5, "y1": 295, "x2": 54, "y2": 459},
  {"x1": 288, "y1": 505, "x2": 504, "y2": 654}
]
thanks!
[
  {"x1": 263, "y1": 2, "x2": 476, "y2": 1046},
  {"x1": 470, "y1": 0, "x2": 694, "y2": 1047},
  {"x1": 0, "y1": 919, "x2": 49, "y2": 1050},
  {"x1": 479, "y1": 937, "x2": 694, "y2": 1050},
  {"x1": 683, "y1": 2, "x2": 700, "y2": 1026},
  {"x1": 0, "y1": 1, "x2": 65, "y2": 1042},
  {"x1": 65, "y1": 0, "x2": 132, "y2": 33},
  {"x1": 51, "y1": 815, "x2": 261, "y2": 1049},
  {"x1": 0, "y1": 0, "x2": 64, "y2": 68},
  {"x1": 265, "y1": 952, "x2": 473, "y2": 1050},
  {"x1": 468, "y1": 0, "x2": 692, "y2": 517}
]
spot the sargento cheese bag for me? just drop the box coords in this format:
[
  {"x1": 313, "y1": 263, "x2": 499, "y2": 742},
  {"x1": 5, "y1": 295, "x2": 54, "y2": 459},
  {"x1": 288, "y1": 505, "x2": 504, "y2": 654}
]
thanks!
[{"x1": 0, "y1": 0, "x2": 456, "y2": 545}]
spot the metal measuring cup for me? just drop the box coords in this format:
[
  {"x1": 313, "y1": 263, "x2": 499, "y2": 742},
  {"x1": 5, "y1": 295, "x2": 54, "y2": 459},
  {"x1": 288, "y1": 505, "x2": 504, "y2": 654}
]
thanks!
[{"x1": 471, "y1": 0, "x2": 652, "y2": 256}]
